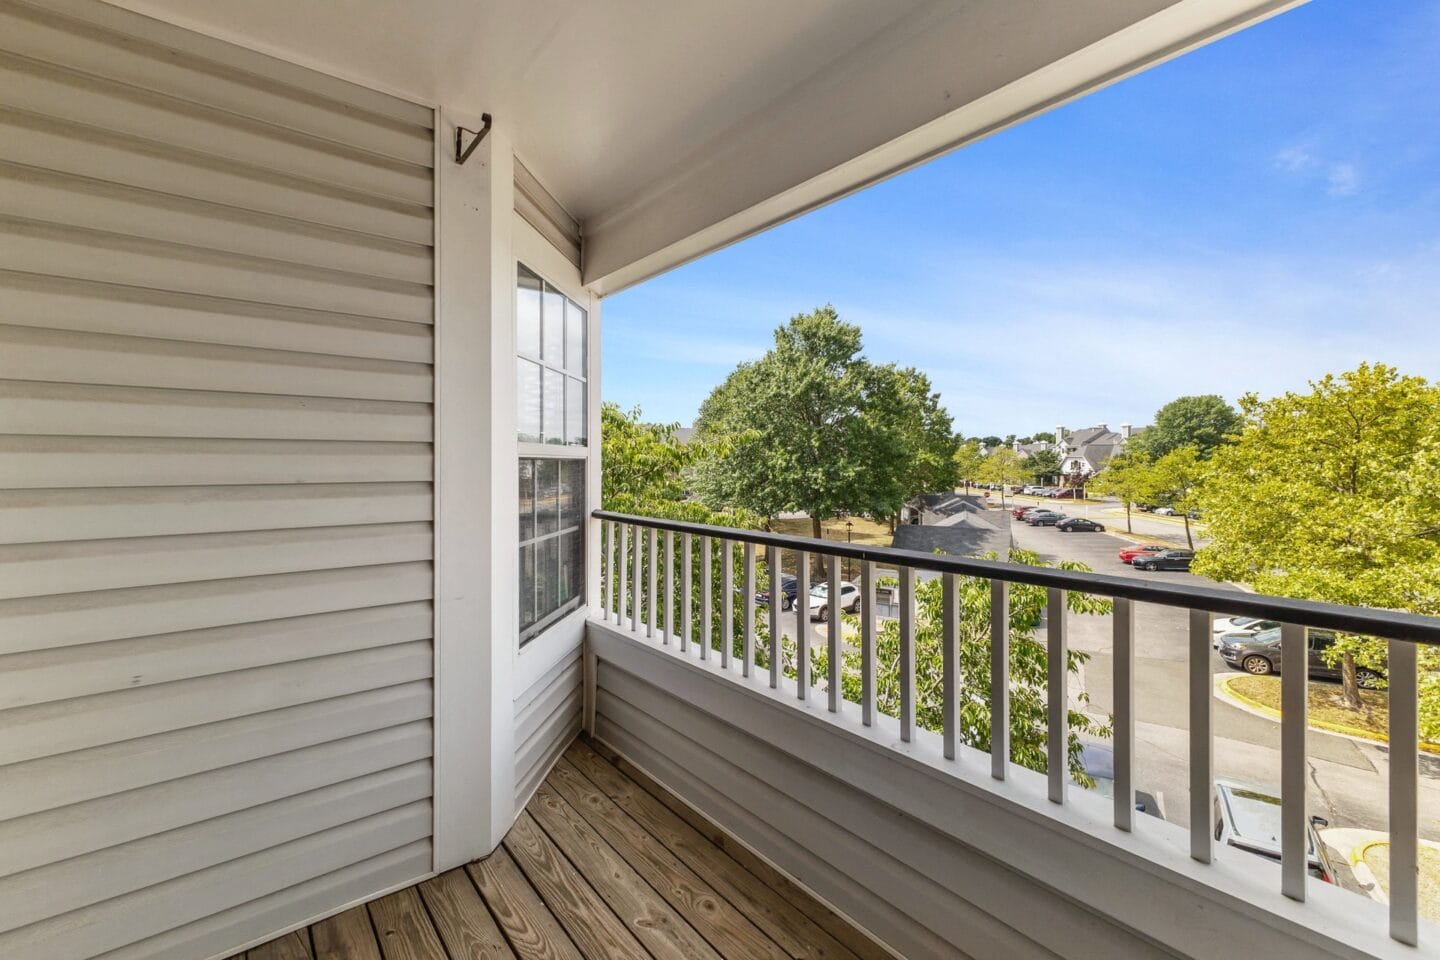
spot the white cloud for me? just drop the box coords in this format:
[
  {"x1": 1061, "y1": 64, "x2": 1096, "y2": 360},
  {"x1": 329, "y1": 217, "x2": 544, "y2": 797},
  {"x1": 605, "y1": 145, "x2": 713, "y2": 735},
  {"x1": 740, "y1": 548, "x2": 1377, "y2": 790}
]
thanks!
[
  {"x1": 1274, "y1": 145, "x2": 1318, "y2": 173},
  {"x1": 1327, "y1": 162, "x2": 1361, "y2": 196}
]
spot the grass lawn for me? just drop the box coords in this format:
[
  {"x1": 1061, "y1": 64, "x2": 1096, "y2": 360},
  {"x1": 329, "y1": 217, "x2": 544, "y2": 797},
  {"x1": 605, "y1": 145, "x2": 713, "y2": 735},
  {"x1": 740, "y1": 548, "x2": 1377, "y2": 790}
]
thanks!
[
  {"x1": 1363, "y1": 844, "x2": 1440, "y2": 923},
  {"x1": 772, "y1": 515, "x2": 893, "y2": 548},
  {"x1": 1227, "y1": 674, "x2": 1395, "y2": 740}
]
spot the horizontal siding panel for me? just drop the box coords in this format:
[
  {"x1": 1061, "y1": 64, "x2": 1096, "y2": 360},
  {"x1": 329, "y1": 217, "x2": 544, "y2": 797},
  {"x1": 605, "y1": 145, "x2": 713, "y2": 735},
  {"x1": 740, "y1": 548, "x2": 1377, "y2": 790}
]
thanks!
[
  {"x1": 0, "y1": 271, "x2": 434, "y2": 361},
  {"x1": 515, "y1": 653, "x2": 582, "y2": 747},
  {"x1": 0, "y1": 380, "x2": 432, "y2": 441},
  {"x1": 0, "y1": 217, "x2": 433, "y2": 324},
  {"x1": 0, "y1": 162, "x2": 433, "y2": 283},
  {"x1": 0, "y1": 681, "x2": 433, "y2": 821},
  {"x1": 515, "y1": 694, "x2": 580, "y2": 808},
  {"x1": 0, "y1": 760, "x2": 433, "y2": 931},
  {"x1": 0, "y1": 325, "x2": 431, "y2": 401},
  {"x1": 0, "y1": 801, "x2": 434, "y2": 960},
  {"x1": 0, "y1": 51, "x2": 433, "y2": 203},
  {"x1": 33, "y1": 0, "x2": 433, "y2": 128},
  {"x1": 0, "y1": 601, "x2": 433, "y2": 710},
  {"x1": 0, "y1": 721, "x2": 433, "y2": 878},
  {"x1": 0, "y1": 3, "x2": 434, "y2": 165},
  {"x1": 0, "y1": 437, "x2": 432, "y2": 489},
  {"x1": 91, "y1": 841, "x2": 434, "y2": 960},
  {"x1": 0, "y1": 483, "x2": 433, "y2": 544},
  {"x1": 0, "y1": 522, "x2": 432, "y2": 599},
  {"x1": 0, "y1": 641, "x2": 434, "y2": 765},
  {"x1": 0, "y1": 561, "x2": 433, "y2": 655},
  {"x1": 0, "y1": 107, "x2": 433, "y2": 243}
]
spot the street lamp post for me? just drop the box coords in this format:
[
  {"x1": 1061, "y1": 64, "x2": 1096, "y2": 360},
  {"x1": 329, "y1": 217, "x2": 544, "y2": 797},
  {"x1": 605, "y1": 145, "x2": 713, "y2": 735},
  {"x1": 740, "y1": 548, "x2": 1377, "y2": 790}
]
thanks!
[{"x1": 845, "y1": 520, "x2": 853, "y2": 580}]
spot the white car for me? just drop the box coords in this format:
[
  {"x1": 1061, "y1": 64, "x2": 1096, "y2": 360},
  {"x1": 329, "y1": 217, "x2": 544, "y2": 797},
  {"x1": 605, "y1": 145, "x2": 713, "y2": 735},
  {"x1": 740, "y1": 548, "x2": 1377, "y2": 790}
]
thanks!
[
  {"x1": 807, "y1": 581, "x2": 860, "y2": 621},
  {"x1": 1153, "y1": 507, "x2": 1177, "y2": 516},
  {"x1": 1210, "y1": 616, "x2": 1281, "y2": 649}
]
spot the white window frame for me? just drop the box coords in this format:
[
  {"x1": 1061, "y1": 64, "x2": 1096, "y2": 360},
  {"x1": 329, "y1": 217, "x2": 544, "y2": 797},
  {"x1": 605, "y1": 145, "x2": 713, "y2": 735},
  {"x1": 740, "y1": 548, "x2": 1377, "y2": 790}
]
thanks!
[{"x1": 511, "y1": 217, "x2": 600, "y2": 694}]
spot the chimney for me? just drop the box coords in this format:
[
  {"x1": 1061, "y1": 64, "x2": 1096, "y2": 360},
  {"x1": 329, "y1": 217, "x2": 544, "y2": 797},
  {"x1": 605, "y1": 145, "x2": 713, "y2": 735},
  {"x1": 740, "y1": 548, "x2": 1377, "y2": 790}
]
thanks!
[
  {"x1": 1055, "y1": 425, "x2": 1066, "y2": 447},
  {"x1": 1120, "y1": 423, "x2": 1133, "y2": 440}
]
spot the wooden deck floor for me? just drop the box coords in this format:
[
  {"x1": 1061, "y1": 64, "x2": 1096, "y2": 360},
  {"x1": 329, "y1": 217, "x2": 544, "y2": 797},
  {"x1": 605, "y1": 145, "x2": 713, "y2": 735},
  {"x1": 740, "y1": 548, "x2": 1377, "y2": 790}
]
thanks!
[{"x1": 238, "y1": 737, "x2": 894, "y2": 960}]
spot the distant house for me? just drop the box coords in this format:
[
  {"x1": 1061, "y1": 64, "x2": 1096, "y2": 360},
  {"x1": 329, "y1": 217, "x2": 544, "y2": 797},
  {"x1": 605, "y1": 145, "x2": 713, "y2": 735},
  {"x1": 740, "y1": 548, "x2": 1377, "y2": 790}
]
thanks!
[
  {"x1": 1055, "y1": 423, "x2": 1133, "y2": 479},
  {"x1": 673, "y1": 426, "x2": 695, "y2": 444}
]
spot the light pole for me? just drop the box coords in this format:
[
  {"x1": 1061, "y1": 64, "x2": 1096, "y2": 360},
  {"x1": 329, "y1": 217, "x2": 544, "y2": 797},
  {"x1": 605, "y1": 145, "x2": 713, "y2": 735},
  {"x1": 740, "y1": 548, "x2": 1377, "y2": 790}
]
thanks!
[{"x1": 845, "y1": 520, "x2": 853, "y2": 580}]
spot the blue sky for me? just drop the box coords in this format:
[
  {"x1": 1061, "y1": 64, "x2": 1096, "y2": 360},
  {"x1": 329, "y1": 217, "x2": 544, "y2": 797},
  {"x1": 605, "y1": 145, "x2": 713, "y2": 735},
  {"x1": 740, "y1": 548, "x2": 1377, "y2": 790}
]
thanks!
[{"x1": 601, "y1": 0, "x2": 1440, "y2": 437}]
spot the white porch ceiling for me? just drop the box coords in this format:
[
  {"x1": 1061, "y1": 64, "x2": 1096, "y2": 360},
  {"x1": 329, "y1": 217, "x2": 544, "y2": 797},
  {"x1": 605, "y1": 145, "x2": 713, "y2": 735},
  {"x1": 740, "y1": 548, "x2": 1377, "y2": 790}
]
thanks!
[{"x1": 101, "y1": 0, "x2": 1304, "y2": 292}]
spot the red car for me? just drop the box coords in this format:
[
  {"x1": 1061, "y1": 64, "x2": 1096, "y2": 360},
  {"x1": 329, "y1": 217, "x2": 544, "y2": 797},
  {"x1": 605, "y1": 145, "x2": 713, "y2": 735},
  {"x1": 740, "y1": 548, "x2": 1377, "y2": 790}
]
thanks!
[{"x1": 1118, "y1": 544, "x2": 1166, "y2": 564}]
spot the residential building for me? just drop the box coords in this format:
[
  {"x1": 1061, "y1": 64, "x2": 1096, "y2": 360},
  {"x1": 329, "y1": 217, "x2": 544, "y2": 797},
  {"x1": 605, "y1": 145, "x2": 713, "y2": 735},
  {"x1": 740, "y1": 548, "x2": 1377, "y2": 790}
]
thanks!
[
  {"x1": 1055, "y1": 423, "x2": 1129, "y2": 479},
  {"x1": 0, "y1": 2, "x2": 1434, "y2": 959}
]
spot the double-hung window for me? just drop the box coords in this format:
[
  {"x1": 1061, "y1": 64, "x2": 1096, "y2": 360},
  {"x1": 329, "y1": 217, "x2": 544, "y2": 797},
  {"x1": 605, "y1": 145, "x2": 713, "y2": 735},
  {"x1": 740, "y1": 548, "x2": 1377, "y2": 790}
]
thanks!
[{"x1": 517, "y1": 263, "x2": 587, "y2": 644}]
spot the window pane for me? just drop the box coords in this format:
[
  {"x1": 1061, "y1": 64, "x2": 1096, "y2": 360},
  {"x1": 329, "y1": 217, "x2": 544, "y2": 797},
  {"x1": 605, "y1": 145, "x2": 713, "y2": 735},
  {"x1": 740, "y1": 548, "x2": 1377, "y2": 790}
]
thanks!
[
  {"x1": 518, "y1": 459, "x2": 535, "y2": 541},
  {"x1": 517, "y1": 265, "x2": 542, "y2": 357},
  {"x1": 566, "y1": 376, "x2": 586, "y2": 446},
  {"x1": 536, "y1": 458, "x2": 559, "y2": 536},
  {"x1": 542, "y1": 282, "x2": 565, "y2": 365},
  {"x1": 559, "y1": 530, "x2": 583, "y2": 606},
  {"x1": 536, "y1": 535, "x2": 560, "y2": 619},
  {"x1": 517, "y1": 359, "x2": 542, "y2": 442},
  {"x1": 565, "y1": 298, "x2": 586, "y2": 374},
  {"x1": 542, "y1": 368, "x2": 564, "y2": 443},
  {"x1": 518, "y1": 543, "x2": 536, "y2": 633},
  {"x1": 559, "y1": 459, "x2": 584, "y2": 531}
]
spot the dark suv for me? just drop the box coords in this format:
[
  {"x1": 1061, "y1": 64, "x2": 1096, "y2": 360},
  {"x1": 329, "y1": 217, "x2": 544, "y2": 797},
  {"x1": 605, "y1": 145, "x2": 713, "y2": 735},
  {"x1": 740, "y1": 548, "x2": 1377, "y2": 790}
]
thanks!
[
  {"x1": 755, "y1": 574, "x2": 797, "y2": 610},
  {"x1": 1131, "y1": 549, "x2": 1193, "y2": 571},
  {"x1": 1217, "y1": 627, "x2": 1384, "y2": 686}
]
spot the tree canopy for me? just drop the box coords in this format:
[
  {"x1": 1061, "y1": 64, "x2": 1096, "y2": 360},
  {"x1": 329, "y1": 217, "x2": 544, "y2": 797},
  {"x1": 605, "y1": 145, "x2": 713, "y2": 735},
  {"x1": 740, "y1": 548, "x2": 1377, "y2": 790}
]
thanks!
[
  {"x1": 1086, "y1": 451, "x2": 1154, "y2": 533},
  {"x1": 1023, "y1": 448, "x2": 1062, "y2": 483},
  {"x1": 690, "y1": 306, "x2": 957, "y2": 535},
  {"x1": 1131, "y1": 394, "x2": 1240, "y2": 459},
  {"x1": 1193, "y1": 363, "x2": 1440, "y2": 715},
  {"x1": 978, "y1": 447, "x2": 1026, "y2": 507}
]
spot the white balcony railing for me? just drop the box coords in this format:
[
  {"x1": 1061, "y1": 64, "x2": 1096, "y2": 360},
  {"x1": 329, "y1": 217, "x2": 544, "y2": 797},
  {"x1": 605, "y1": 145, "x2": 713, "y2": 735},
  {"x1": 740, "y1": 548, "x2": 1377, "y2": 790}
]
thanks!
[{"x1": 589, "y1": 510, "x2": 1440, "y2": 957}]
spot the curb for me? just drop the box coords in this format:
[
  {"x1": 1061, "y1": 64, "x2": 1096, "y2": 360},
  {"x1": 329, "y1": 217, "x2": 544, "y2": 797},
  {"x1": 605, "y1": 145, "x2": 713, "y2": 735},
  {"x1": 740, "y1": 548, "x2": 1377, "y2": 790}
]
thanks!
[{"x1": 1214, "y1": 675, "x2": 1440, "y2": 755}]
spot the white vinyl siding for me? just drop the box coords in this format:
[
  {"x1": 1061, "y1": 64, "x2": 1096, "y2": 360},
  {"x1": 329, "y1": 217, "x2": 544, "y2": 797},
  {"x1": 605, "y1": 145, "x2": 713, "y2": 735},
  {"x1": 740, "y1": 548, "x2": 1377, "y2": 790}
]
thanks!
[{"x1": 0, "y1": 2, "x2": 435, "y2": 959}]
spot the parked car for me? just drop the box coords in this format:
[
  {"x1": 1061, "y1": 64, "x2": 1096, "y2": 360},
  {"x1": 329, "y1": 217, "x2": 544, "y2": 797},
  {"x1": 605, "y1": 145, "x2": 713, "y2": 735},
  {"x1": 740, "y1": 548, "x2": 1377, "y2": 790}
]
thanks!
[
  {"x1": 1217, "y1": 627, "x2": 1384, "y2": 686},
  {"x1": 807, "y1": 580, "x2": 861, "y2": 621},
  {"x1": 1011, "y1": 505, "x2": 1032, "y2": 519},
  {"x1": 1053, "y1": 489, "x2": 1085, "y2": 500},
  {"x1": 1026, "y1": 512, "x2": 1066, "y2": 526},
  {"x1": 1056, "y1": 518, "x2": 1105, "y2": 532},
  {"x1": 1080, "y1": 742, "x2": 1163, "y2": 819},
  {"x1": 1213, "y1": 780, "x2": 1337, "y2": 884},
  {"x1": 755, "y1": 573, "x2": 797, "y2": 611},
  {"x1": 1131, "y1": 549, "x2": 1193, "y2": 571},
  {"x1": 1210, "y1": 616, "x2": 1281, "y2": 648},
  {"x1": 1118, "y1": 544, "x2": 1165, "y2": 564},
  {"x1": 1016, "y1": 506, "x2": 1048, "y2": 521},
  {"x1": 1153, "y1": 506, "x2": 1177, "y2": 516}
]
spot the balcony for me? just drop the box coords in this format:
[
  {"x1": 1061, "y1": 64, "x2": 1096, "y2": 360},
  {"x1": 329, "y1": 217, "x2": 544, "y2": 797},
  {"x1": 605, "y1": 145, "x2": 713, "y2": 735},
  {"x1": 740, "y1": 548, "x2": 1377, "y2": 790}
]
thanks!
[
  {"x1": 242, "y1": 739, "x2": 883, "y2": 960},
  {"x1": 582, "y1": 511, "x2": 1439, "y2": 959}
]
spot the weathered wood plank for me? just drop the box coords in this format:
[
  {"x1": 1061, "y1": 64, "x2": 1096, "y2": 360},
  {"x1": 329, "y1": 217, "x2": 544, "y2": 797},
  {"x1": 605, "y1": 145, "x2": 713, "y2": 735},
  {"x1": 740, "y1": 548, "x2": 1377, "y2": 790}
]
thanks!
[
  {"x1": 367, "y1": 887, "x2": 447, "y2": 960},
  {"x1": 563, "y1": 742, "x2": 862, "y2": 960},
  {"x1": 527, "y1": 783, "x2": 724, "y2": 960},
  {"x1": 417, "y1": 868, "x2": 515, "y2": 960},
  {"x1": 312, "y1": 905, "x2": 381, "y2": 960},
  {"x1": 467, "y1": 847, "x2": 583, "y2": 960},
  {"x1": 577, "y1": 739, "x2": 893, "y2": 960},
  {"x1": 247, "y1": 929, "x2": 311, "y2": 960},
  {"x1": 502, "y1": 810, "x2": 651, "y2": 959},
  {"x1": 546, "y1": 757, "x2": 790, "y2": 960}
]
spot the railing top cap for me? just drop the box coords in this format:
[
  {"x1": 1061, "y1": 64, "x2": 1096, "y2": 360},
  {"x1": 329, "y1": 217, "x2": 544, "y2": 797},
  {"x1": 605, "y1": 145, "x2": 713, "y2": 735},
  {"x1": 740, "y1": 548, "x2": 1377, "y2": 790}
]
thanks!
[{"x1": 593, "y1": 510, "x2": 1440, "y2": 644}]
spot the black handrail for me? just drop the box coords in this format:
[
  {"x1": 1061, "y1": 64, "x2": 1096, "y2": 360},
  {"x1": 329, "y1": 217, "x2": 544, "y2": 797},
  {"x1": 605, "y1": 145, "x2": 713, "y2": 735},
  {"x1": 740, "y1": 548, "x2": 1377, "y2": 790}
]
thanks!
[{"x1": 592, "y1": 510, "x2": 1440, "y2": 645}]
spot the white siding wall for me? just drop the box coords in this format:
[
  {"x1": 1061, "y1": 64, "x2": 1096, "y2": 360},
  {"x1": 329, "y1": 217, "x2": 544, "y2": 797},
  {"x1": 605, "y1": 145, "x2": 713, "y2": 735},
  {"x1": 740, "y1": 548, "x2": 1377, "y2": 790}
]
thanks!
[
  {"x1": 513, "y1": 646, "x2": 582, "y2": 809},
  {"x1": 0, "y1": 2, "x2": 436, "y2": 957}
]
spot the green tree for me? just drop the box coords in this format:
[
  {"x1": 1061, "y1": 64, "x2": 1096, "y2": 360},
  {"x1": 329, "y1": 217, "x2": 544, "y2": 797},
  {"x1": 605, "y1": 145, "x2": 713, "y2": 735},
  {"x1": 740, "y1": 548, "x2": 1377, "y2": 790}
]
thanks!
[
  {"x1": 1023, "y1": 448, "x2": 1062, "y2": 485},
  {"x1": 691, "y1": 306, "x2": 948, "y2": 572},
  {"x1": 953, "y1": 440, "x2": 985, "y2": 495},
  {"x1": 978, "y1": 447, "x2": 1026, "y2": 508},
  {"x1": 1087, "y1": 452, "x2": 1155, "y2": 533},
  {"x1": 981, "y1": 435, "x2": 1004, "y2": 448},
  {"x1": 1147, "y1": 446, "x2": 1205, "y2": 549},
  {"x1": 811, "y1": 548, "x2": 1112, "y2": 782},
  {"x1": 1132, "y1": 395, "x2": 1240, "y2": 459},
  {"x1": 1194, "y1": 364, "x2": 1440, "y2": 714},
  {"x1": 601, "y1": 404, "x2": 768, "y2": 662},
  {"x1": 1030, "y1": 431, "x2": 1056, "y2": 444},
  {"x1": 868, "y1": 364, "x2": 961, "y2": 527}
]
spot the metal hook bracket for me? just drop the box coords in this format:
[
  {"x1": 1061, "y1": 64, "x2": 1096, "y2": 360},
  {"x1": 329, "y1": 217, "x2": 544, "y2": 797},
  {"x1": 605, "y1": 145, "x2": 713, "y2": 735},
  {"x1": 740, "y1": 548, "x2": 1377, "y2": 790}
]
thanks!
[{"x1": 455, "y1": 113, "x2": 492, "y2": 164}]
